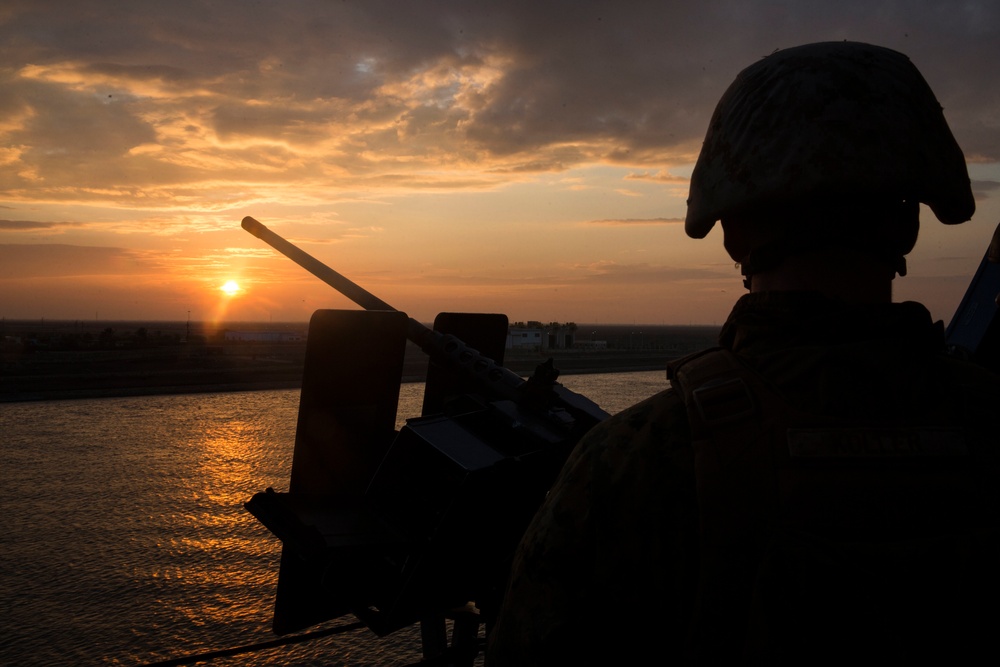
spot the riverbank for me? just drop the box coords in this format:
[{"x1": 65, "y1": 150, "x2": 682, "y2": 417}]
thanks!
[
  {"x1": 1, "y1": 321, "x2": 719, "y2": 403},
  {"x1": 0, "y1": 349, "x2": 675, "y2": 403}
]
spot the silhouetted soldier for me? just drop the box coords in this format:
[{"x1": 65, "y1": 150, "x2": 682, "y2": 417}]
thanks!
[{"x1": 488, "y1": 42, "x2": 1000, "y2": 665}]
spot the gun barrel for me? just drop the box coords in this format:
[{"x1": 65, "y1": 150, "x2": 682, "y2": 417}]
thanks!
[
  {"x1": 242, "y1": 215, "x2": 610, "y2": 430},
  {"x1": 242, "y1": 216, "x2": 394, "y2": 312}
]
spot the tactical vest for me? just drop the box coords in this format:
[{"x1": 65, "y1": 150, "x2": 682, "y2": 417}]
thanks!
[{"x1": 668, "y1": 347, "x2": 1000, "y2": 664}]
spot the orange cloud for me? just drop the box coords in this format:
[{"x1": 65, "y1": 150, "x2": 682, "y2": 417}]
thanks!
[{"x1": 587, "y1": 218, "x2": 684, "y2": 226}]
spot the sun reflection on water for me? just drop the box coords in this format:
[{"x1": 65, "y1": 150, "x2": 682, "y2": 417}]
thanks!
[{"x1": 1, "y1": 372, "x2": 666, "y2": 665}]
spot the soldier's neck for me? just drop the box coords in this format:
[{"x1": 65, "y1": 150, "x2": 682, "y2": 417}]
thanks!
[{"x1": 748, "y1": 250, "x2": 893, "y2": 304}]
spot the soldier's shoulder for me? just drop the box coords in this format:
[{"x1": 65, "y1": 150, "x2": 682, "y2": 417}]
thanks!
[
  {"x1": 584, "y1": 387, "x2": 689, "y2": 447},
  {"x1": 561, "y1": 387, "x2": 694, "y2": 488},
  {"x1": 935, "y1": 352, "x2": 1000, "y2": 385},
  {"x1": 933, "y1": 353, "x2": 1000, "y2": 424}
]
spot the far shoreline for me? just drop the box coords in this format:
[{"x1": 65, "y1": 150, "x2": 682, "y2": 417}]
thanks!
[
  {"x1": 2, "y1": 320, "x2": 720, "y2": 404},
  {"x1": 0, "y1": 357, "x2": 671, "y2": 404}
]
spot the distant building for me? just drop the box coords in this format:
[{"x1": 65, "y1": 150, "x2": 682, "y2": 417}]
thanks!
[
  {"x1": 224, "y1": 330, "x2": 305, "y2": 342},
  {"x1": 507, "y1": 327, "x2": 543, "y2": 349},
  {"x1": 547, "y1": 325, "x2": 576, "y2": 350},
  {"x1": 507, "y1": 322, "x2": 580, "y2": 350}
]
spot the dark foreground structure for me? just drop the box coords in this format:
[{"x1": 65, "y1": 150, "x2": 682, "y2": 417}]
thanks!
[{"x1": 238, "y1": 216, "x2": 615, "y2": 664}]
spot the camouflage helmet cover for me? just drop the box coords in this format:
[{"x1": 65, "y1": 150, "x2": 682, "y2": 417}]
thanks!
[{"x1": 685, "y1": 42, "x2": 975, "y2": 239}]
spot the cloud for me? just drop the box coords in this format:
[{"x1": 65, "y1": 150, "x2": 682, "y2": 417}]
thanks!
[
  {"x1": 587, "y1": 218, "x2": 685, "y2": 227},
  {"x1": 570, "y1": 259, "x2": 735, "y2": 284},
  {"x1": 0, "y1": 219, "x2": 84, "y2": 230},
  {"x1": 0, "y1": 244, "x2": 159, "y2": 279},
  {"x1": 1, "y1": 0, "x2": 997, "y2": 212},
  {"x1": 221, "y1": 247, "x2": 278, "y2": 257},
  {"x1": 625, "y1": 170, "x2": 692, "y2": 184},
  {"x1": 373, "y1": 256, "x2": 735, "y2": 290},
  {"x1": 972, "y1": 180, "x2": 1000, "y2": 200}
]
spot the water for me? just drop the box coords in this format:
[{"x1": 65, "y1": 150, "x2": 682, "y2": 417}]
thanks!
[{"x1": 0, "y1": 371, "x2": 667, "y2": 666}]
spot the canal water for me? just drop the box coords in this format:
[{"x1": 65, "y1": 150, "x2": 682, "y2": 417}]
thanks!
[{"x1": 0, "y1": 370, "x2": 668, "y2": 666}]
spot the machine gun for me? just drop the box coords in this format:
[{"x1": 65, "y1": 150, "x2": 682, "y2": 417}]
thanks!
[{"x1": 241, "y1": 217, "x2": 610, "y2": 662}]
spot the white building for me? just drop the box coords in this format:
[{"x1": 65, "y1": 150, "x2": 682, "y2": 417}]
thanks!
[{"x1": 506, "y1": 327, "x2": 543, "y2": 349}]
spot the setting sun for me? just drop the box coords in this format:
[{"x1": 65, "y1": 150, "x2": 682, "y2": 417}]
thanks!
[{"x1": 220, "y1": 280, "x2": 241, "y2": 296}]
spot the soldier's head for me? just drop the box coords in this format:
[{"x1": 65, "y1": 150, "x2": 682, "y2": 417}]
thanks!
[{"x1": 685, "y1": 42, "x2": 974, "y2": 291}]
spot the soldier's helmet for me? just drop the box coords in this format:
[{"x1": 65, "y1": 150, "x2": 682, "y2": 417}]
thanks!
[{"x1": 685, "y1": 42, "x2": 974, "y2": 246}]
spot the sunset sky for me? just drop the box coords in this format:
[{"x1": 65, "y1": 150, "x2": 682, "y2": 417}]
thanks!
[{"x1": 2, "y1": 0, "x2": 1000, "y2": 326}]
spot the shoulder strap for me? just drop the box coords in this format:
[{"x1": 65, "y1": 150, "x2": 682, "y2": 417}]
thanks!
[
  {"x1": 669, "y1": 348, "x2": 791, "y2": 661},
  {"x1": 669, "y1": 348, "x2": 803, "y2": 543}
]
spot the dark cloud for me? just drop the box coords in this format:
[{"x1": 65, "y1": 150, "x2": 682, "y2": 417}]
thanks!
[
  {"x1": 23, "y1": 95, "x2": 155, "y2": 160},
  {"x1": 0, "y1": 0, "x2": 997, "y2": 205},
  {"x1": 0, "y1": 219, "x2": 82, "y2": 230}
]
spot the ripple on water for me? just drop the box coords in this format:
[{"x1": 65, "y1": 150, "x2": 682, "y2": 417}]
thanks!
[{"x1": 1, "y1": 372, "x2": 664, "y2": 665}]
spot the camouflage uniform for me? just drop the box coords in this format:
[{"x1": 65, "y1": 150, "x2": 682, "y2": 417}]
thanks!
[{"x1": 487, "y1": 291, "x2": 1000, "y2": 665}]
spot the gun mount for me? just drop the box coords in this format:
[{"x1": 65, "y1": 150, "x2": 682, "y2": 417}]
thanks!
[{"x1": 241, "y1": 217, "x2": 610, "y2": 663}]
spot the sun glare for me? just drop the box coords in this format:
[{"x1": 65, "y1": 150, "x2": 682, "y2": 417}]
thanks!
[{"x1": 220, "y1": 280, "x2": 241, "y2": 296}]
